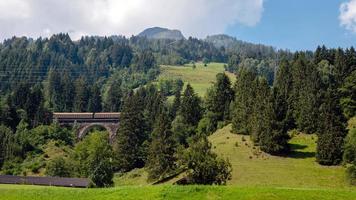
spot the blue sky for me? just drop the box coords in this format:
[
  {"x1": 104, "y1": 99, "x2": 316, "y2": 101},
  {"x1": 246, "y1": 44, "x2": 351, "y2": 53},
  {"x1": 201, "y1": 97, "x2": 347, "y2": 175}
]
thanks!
[
  {"x1": 1, "y1": 0, "x2": 356, "y2": 51},
  {"x1": 226, "y1": 0, "x2": 356, "y2": 51}
]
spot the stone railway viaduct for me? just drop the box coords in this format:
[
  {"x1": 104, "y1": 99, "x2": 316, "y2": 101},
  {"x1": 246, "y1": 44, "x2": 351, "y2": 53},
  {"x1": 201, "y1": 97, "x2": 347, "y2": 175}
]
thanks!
[{"x1": 53, "y1": 112, "x2": 120, "y2": 141}]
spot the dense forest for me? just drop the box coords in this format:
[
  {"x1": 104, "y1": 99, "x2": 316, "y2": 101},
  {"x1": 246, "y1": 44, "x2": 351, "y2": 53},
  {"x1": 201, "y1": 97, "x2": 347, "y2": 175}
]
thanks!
[{"x1": 0, "y1": 33, "x2": 355, "y2": 187}]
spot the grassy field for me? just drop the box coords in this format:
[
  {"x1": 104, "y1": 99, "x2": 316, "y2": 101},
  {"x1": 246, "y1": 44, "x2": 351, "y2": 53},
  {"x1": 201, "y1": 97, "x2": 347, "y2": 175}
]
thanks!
[
  {"x1": 1, "y1": 184, "x2": 356, "y2": 200},
  {"x1": 159, "y1": 62, "x2": 235, "y2": 96},
  {"x1": 210, "y1": 125, "x2": 349, "y2": 188},
  {"x1": 2, "y1": 125, "x2": 355, "y2": 199},
  {"x1": 114, "y1": 124, "x2": 350, "y2": 189}
]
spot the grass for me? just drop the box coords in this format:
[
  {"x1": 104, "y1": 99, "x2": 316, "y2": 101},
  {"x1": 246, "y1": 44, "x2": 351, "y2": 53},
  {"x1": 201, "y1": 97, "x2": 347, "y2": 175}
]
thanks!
[
  {"x1": 113, "y1": 168, "x2": 149, "y2": 186},
  {"x1": 159, "y1": 62, "x2": 235, "y2": 96},
  {"x1": 209, "y1": 125, "x2": 349, "y2": 188},
  {"x1": 1, "y1": 184, "x2": 356, "y2": 200},
  {"x1": 3, "y1": 122, "x2": 356, "y2": 199}
]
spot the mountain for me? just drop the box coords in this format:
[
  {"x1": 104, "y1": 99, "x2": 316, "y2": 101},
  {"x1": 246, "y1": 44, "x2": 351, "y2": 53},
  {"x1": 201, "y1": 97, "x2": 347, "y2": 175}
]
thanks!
[
  {"x1": 138, "y1": 27, "x2": 185, "y2": 40},
  {"x1": 205, "y1": 34, "x2": 277, "y2": 59},
  {"x1": 205, "y1": 34, "x2": 238, "y2": 48}
]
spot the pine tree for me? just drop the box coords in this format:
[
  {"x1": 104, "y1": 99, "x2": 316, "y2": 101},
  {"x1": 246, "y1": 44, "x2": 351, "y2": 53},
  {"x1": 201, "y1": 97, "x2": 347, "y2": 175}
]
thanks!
[
  {"x1": 274, "y1": 58, "x2": 294, "y2": 130},
  {"x1": 104, "y1": 81, "x2": 122, "y2": 112},
  {"x1": 339, "y1": 71, "x2": 356, "y2": 119},
  {"x1": 316, "y1": 88, "x2": 347, "y2": 165},
  {"x1": 147, "y1": 108, "x2": 177, "y2": 181},
  {"x1": 61, "y1": 71, "x2": 74, "y2": 112},
  {"x1": 258, "y1": 87, "x2": 290, "y2": 154},
  {"x1": 231, "y1": 67, "x2": 257, "y2": 135},
  {"x1": 179, "y1": 84, "x2": 202, "y2": 127},
  {"x1": 291, "y1": 54, "x2": 321, "y2": 134},
  {"x1": 114, "y1": 91, "x2": 147, "y2": 172},
  {"x1": 169, "y1": 89, "x2": 181, "y2": 121},
  {"x1": 73, "y1": 77, "x2": 89, "y2": 112},
  {"x1": 88, "y1": 83, "x2": 102, "y2": 112},
  {"x1": 205, "y1": 73, "x2": 234, "y2": 122},
  {"x1": 250, "y1": 77, "x2": 271, "y2": 143}
]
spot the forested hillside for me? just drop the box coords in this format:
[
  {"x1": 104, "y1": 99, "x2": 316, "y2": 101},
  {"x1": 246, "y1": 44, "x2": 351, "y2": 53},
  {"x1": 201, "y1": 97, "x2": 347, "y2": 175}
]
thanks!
[{"x1": 0, "y1": 31, "x2": 355, "y2": 190}]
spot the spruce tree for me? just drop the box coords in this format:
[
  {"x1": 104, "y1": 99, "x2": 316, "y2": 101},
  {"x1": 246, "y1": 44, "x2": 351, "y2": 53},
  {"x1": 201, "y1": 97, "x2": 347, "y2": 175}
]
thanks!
[
  {"x1": 258, "y1": 88, "x2": 290, "y2": 154},
  {"x1": 114, "y1": 91, "x2": 147, "y2": 172},
  {"x1": 73, "y1": 77, "x2": 89, "y2": 112},
  {"x1": 250, "y1": 77, "x2": 271, "y2": 143},
  {"x1": 88, "y1": 83, "x2": 102, "y2": 112},
  {"x1": 231, "y1": 67, "x2": 257, "y2": 134},
  {"x1": 180, "y1": 84, "x2": 202, "y2": 127},
  {"x1": 104, "y1": 81, "x2": 122, "y2": 112},
  {"x1": 291, "y1": 54, "x2": 321, "y2": 134},
  {"x1": 339, "y1": 70, "x2": 356, "y2": 119},
  {"x1": 147, "y1": 108, "x2": 177, "y2": 181},
  {"x1": 316, "y1": 88, "x2": 347, "y2": 165},
  {"x1": 205, "y1": 73, "x2": 234, "y2": 122},
  {"x1": 169, "y1": 89, "x2": 181, "y2": 121}
]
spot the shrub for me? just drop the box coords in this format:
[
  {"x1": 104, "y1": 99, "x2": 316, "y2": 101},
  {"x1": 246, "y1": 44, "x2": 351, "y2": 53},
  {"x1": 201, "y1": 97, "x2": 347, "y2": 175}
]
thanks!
[
  {"x1": 346, "y1": 165, "x2": 356, "y2": 185},
  {"x1": 179, "y1": 136, "x2": 232, "y2": 185},
  {"x1": 46, "y1": 156, "x2": 72, "y2": 177}
]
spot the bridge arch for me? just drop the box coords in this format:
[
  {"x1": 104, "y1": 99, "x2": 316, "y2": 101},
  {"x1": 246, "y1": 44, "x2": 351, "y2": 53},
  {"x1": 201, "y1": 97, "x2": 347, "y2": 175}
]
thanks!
[
  {"x1": 53, "y1": 112, "x2": 120, "y2": 142},
  {"x1": 78, "y1": 123, "x2": 119, "y2": 141}
]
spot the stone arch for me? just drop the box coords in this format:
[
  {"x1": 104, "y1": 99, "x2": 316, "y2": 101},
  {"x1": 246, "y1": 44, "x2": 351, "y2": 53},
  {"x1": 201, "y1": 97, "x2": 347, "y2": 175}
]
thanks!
[{"x1": 77, "y1": 123, "x2": 119, "y2": 141}]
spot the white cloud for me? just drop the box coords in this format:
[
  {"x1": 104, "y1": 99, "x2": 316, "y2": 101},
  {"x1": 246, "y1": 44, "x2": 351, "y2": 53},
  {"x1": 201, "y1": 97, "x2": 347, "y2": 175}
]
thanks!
[
  {"x1": 340, "y1": 0, "x2": 356, "y2": 33},
  {"x1": 0, "y1": 0, "x2": 264, "y2": 40}
]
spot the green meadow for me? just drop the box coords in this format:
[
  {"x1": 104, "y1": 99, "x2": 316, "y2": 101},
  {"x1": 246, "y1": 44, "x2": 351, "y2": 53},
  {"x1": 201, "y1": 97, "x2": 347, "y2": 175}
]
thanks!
[{"x1": 159, "y1": 62, "x2": 236, "y2": 96}]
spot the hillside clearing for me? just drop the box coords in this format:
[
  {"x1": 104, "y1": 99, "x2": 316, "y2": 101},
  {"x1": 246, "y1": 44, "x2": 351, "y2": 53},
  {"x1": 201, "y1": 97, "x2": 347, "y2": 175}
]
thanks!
[
  {"x1": 159, "y1": 62, "x2": 235, "y2": 96},
  {"x1": 209, "y1": 125, "x2": 348, "y2": 188}
]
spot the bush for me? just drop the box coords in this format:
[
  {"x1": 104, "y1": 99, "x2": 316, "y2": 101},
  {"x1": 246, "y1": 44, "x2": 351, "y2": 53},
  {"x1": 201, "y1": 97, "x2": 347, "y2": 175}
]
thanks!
[
  {"x1": 73, "y1": 131, "x2": 114, "y2": 187},
  {"x1": 1, "y1": 158, "x2": 22, "y2": 175},
  {"x1": 346, "y1": 165, "x2": 356, "y2": 185},
  {"x1": 343, "y1": 128, "x2": 356, "y2": 164},
  {"x1": 46, "y1": 156, "x2": 72, "y2": 177},
  {"x1": 179, "y1": 136, "x2": 232, "y2": 185}
]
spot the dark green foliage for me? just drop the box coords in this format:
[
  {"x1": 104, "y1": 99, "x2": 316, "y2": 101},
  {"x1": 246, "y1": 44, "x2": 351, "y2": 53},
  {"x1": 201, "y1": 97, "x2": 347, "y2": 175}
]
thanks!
[
  {"x1": 346, "y1": 165, "x2": 356, "y2": 185},
  {"x1": 30, "y1": 122, "x2": 74, "y2": 147},
  {"x1": 205, "y1": 73, "x2": 234, "y2": 124},
  {"x1": 339, "y1": 70, "x2": 356, "y2": 119},
  {"x1": 88, "y1": 83, "x2": 103, "y2": 112},
  {"x1": 171, "y1": 115, "x2": 196, "y2": 147},
  {"x1": 0, "y1": 125, "x2": 13, "y2": 167},
  {"x1": 103, "y1": 80, "x2": 122, "y2": 112},
  {"x1": 250, "y1": 77, "x2": 272, "y2": 143},
  {"x1": 73, "y1": 77, "x2": 90, "y2": 112},
  {"x1": 159, "y1": 78, "x2": 184, "y2": 97},
  {"x1": 147, "y1": 109, "x2": 177, "y2": 181},
  {"x1": 180, "y1": 84, "x2": 202, "y2": 127},
  {"x1": 179, "y1": 136, "x2": 232, "y2": 185},
  {"x1": 291, "y1": 54, "x2": 321, "y2": 134},
  {"x1": 231, "y1": 67, "x2": 257, "y2": 135},
  {"x1": 344, "y1": 128, "x2": 356, "y2": 165},
  {"x1": 73, "y1": 132, "x2": 114, "y2": 187},
  {"x1": 316, "y1": 89, "x2": 347, "y2": 165},
  {"x1": 45, "y1": 156, "x2": 72, "y2": 177},
  {"x1": 114, "y1": 91, "x2": 147, "y2": 172},
  {"x1": 169, "y1": 88, "x2": 181, "y2": 121},
  {"x1": 197, "y1": 111, "x2": 219, "y2": 136},
  {"x1": 226, "y1": 54, "x2": 240, "y2": 72},
  {"x1": 258, "y1": 88, "x2": 290, "y2": 154}
]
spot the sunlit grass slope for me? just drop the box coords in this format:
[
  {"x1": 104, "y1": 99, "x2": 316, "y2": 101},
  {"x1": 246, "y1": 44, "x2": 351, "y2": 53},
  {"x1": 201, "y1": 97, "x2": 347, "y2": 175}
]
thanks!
[
  {"x1": 209, "y1": 125, "x2": 349, "y2": 188},
  {"x1": 1, "y1": 184, "x2": 356, "y2": 200},
  {"x1": 159, "y1": 62, "x2": 235, "y2": 96}
]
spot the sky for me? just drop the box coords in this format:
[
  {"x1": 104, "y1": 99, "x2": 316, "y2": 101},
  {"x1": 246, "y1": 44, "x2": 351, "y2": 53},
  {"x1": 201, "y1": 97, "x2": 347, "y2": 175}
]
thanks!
[{"x1": 0, "y1": 0, "x2": 356, "y2": 51}]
